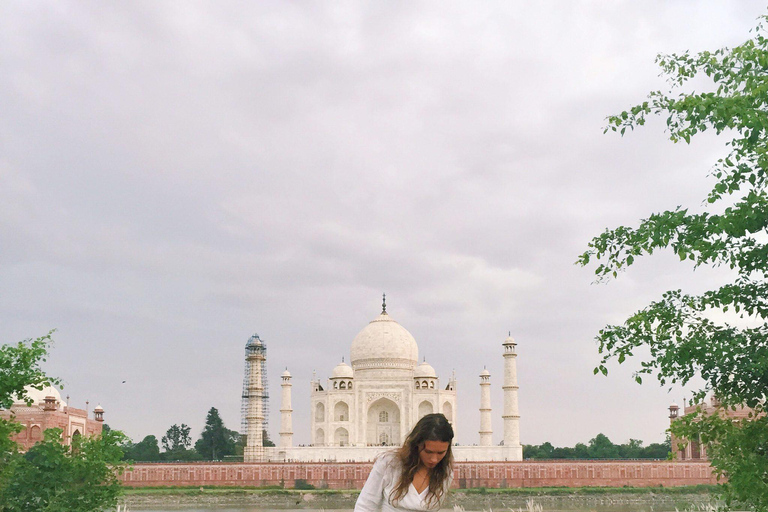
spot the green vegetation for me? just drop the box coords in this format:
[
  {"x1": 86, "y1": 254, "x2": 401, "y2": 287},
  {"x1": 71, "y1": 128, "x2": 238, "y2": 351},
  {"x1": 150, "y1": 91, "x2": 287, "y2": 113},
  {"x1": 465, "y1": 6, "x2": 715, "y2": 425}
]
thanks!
[
  {"x1": 194, "y1": 407, "x2": 240, "y2": 460},
  {"x1": 121, "y1": 406, "x2": 278, "y2": 461},
  {"x1": 0, "y1": 331, "x2": 60, "y2": 459},
  {"x1": 0, "y1": 332, "x2": 127, "y2": 512},
  {"x1": 457, "y1": 485, "x2": 719, "y2": 495},
  {"x1": 122, "y1": 434, "x2": 161, "y2": 462},
  {"x1": 119, "y1": 484, "x2": 719, "y2": 496},
  {"x1": 524, "y1": 433, "x2": 670, "y2": 459},
  {"x1": 159, "y1": 423, "x2": 199, "y2": 461},
  {"x1": 579, "y1": 12, "x2": 768, "y2": 512},
  {"x1": 0, "y1": 428, "x2": 128, "y2": 511}
]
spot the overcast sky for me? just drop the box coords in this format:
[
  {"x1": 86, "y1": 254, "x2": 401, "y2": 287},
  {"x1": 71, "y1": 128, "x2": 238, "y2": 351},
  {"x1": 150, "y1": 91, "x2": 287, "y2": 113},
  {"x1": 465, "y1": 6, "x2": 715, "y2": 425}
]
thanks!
[{"x1": 1, "y1": 1, "x2": 765, "y2": 448}]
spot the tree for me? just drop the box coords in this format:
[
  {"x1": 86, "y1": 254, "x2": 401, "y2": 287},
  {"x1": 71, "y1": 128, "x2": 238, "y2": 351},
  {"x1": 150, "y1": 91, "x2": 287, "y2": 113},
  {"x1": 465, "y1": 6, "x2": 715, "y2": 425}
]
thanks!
[
  {"x1": 161, "y1": 423, "x2": 191, "y2": 452},
  {"x1": 0, "y1": 428, "x2": 128, "y2": 512},
  {"x1": 194, "y1": 407, "x2": 239, "y2": 460},
  {"x1": 617, "y1": 438, "x2": 644, "y2": 459},
  {"x1": 0, "y1": 332, "x2": 128, "y2": 511},
  {"x1": 579, "y1": 14, "x2": 768, "y2": 510},
  {"x1": 573, "y1": 442, "x2": 590, "y2": 459},
  {"x1": 588, "y1": 433, "x2": 620, "y2": 459},
  {"x1": 643, "y1": 435, "x2": 672, "y2": 459},
  {"x1": 161, "y1": 424, "x2": 200, "y2": 461},
  {"x1": 123, "y1": 435, "x2": 161, "y2": 462},
  {"x1": 522, "y1": 436, "x2": 664, "y2": 459},
  {"x1": 0, "y1": 331, "x2": 60, "y2": 458}
]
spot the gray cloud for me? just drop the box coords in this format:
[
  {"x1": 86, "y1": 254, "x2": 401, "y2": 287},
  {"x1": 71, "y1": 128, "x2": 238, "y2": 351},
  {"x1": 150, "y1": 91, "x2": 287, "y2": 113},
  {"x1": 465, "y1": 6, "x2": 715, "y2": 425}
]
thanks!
[{"x1": 1, "y1": 1, "x2": 764, "y2": 447}]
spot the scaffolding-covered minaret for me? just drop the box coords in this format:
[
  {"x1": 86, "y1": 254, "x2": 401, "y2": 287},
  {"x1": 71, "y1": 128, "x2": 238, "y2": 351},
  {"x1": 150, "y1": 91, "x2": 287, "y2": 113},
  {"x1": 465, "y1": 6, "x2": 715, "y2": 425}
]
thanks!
[
  {"x1": 244, "y1": 339, "x2": 265, "y2": 462},
  {"x1": 240, "y1": 334, "x2": 270, "y2": 445}
]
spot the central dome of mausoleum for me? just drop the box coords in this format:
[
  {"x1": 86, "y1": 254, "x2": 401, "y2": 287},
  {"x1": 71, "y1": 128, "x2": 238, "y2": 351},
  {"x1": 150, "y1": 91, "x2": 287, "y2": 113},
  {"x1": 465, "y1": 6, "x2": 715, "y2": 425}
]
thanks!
[{"x1": 350, "y1": 310, "x2": 419, "y2": 371}]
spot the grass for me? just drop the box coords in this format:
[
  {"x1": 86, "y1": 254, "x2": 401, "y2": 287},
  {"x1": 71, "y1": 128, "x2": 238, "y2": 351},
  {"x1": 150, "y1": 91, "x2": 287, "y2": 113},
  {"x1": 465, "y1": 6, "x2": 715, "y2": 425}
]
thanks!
[
  {"x1": 457, "y1": 485, "x2": 719, "y2": 495},
  {"x1": 122, "y1": 485, "x2": 720, "y2": 496},
  {"x1": 122, "y1": 486, "x2": 358, "y2": 495}
]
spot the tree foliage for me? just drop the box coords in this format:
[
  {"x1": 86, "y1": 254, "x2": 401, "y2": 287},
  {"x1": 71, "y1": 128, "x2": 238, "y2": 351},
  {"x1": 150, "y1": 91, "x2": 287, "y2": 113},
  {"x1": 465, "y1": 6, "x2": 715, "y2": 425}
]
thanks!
[
  {"x1": 0, "y1": 331, "x2": 60, "y2": 409},
  {"x1": 0, "y1": 428, "x2": 128, "y2": 512},
  {"x1": 160, "y1": 424, "x2": 200, "y2": 461},
  {"x1": 122, "y1": 435, "x2": 161, "y2": 462},
  {"x1": 161, "y1": 423, "x2": 191, "y2": 452},
  {"x1": 579, "y1": 14, "x2": 768, "y2": 510},
  {"x1": 524, "y1": 433, "x2": 669, "y2": 460},
  {"x1": 0, "y1": 332, "x2": 128, "y2": 511},
  {"x1": 194, "y1": 407, "x2": 239, "y2": 460},
  {"x1": 0, "y1": 331, "x2": 61, "y2": 459}
]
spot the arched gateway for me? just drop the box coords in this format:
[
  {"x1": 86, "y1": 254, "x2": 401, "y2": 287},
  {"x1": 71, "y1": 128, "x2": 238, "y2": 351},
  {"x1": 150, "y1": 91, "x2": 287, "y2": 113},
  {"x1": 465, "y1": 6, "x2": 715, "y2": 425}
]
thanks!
[{"x1": 367, "y1": 397, "x2": 400, "y2": 446}]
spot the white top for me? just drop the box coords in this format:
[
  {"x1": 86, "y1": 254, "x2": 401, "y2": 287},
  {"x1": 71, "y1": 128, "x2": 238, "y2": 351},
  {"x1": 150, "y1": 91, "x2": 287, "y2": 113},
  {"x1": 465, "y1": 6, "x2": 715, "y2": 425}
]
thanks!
[{"x1": 354, "y1": 454, "x2": 451, "y2": 512}]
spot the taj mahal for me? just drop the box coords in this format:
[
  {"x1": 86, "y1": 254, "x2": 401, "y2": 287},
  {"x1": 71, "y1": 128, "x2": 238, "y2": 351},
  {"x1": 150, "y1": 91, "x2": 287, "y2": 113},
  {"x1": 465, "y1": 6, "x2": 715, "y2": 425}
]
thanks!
[{"x1": 243, "y1": 296, "x2": 522, "y2": 462}]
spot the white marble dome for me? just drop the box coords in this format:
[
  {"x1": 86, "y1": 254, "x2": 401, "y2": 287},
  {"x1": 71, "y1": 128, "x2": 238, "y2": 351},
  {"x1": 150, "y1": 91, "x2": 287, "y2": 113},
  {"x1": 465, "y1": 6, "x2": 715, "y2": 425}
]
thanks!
[
  {"x1": 350, "y1": 312, "x2": 418, "y2": 370},
  {"x1": 13, "y1": 385, "x2": 66, "y2": 409},
  {"x1": 414, "y1": 360, "x2": 437, "y2": 379},
  {"x1": 331, "y1": 360, "x2": 354, "y2": 379}
]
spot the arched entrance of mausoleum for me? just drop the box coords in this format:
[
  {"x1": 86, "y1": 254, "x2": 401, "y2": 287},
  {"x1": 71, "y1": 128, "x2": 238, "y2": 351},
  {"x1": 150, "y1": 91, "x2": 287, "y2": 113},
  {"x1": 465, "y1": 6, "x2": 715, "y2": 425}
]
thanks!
[{"x1": 366, "y1": 398, "x2": 400, "y2": 446}]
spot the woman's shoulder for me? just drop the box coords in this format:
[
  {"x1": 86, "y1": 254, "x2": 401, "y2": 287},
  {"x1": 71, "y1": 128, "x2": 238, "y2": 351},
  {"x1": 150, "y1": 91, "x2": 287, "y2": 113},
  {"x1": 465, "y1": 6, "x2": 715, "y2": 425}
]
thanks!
[{"x1": 373, "y1": 451, "x2": 401, "y2": 471}]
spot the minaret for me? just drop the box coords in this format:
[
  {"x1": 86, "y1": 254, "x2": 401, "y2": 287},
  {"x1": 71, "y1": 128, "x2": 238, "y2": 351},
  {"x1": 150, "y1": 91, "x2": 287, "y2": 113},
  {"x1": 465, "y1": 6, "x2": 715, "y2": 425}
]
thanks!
[
  {"x1": 479, "y1": 367, "x2": 492, "y2": 446},
  {"x1": 280, "y1": 369, "x2": 293, "y2": 448},
  {"x1": 502, "y1": 332, "x2": 520, "y2": 447},
  {"x1": 244, "y1": 339, "x2": 266, "y2": 462}
]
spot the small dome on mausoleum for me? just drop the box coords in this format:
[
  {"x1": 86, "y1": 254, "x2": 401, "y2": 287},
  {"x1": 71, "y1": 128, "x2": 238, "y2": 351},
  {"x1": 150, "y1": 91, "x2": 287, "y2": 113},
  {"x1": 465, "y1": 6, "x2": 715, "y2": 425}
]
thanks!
[
  {"x1": 414, "y1": 359, "x2": 437, "y2": 379},
  {"x1": 332, "y1": 359, "x2": 354, "y2": 379}
]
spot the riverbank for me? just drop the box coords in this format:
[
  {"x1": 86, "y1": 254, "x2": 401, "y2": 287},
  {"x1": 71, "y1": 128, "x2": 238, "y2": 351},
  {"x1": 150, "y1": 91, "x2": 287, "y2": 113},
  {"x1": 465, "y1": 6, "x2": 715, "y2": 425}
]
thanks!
[{"x1": 121, "y1": 486, "x2": 720, "y2": 510}]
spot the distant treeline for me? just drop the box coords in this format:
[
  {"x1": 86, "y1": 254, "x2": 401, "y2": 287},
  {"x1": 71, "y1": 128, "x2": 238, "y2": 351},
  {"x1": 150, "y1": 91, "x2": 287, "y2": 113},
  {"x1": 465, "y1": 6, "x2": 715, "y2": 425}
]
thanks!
[
  {"x1": 523, "y1": 433, "x2": 670, "y2": 460},
  {"x1": 115, "y1": 406, "x2": 273, "y2": 462}
]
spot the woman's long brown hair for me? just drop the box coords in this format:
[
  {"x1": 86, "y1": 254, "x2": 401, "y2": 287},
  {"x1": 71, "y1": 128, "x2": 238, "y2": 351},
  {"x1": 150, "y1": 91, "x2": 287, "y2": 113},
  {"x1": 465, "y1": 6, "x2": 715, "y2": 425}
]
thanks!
[{"x1": 388, "y1": 413, "x2": 454, "y2": 509}]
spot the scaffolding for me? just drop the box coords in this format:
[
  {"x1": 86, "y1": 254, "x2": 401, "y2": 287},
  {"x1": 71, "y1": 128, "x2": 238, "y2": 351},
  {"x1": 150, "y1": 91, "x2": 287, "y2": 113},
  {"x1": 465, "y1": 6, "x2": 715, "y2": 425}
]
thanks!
[{"x1": 240, "y1": 333, "x2": 269, "y2": 443}]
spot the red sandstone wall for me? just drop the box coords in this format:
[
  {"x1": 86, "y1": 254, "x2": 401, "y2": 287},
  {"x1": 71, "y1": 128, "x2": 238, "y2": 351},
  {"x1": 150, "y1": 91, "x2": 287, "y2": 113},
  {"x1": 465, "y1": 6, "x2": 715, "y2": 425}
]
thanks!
[{"x1": 121, "y1": 460, "x2": 718, "y2": 489}]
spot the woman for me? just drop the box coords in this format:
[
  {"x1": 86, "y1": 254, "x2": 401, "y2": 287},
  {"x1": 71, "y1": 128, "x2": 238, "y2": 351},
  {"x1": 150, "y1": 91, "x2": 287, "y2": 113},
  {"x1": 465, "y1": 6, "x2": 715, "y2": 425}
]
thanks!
[{"x1": 354, "y1": 413, "x2": 454, "y2": 512}]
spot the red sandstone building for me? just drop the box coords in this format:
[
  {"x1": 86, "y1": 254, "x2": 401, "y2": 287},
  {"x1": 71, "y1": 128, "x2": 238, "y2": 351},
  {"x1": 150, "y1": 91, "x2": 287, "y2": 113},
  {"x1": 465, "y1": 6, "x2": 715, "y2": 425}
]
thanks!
[
  {"x1": 0, "y1": 385, "x2": 104, "y2": 451},
  {"x1": 669, "y1": 396, "x2": 754, "y2": 460}
]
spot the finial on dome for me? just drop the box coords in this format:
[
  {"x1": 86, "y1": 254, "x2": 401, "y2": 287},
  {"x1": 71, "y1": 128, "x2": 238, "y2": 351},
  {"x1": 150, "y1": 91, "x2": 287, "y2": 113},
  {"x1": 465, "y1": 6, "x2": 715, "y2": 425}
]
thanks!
[
  {"x1": 509, "y1": 330, "x2": 511, "y2": 337},
  {"x1": 423, "y1": 356, "x2": 426, "y2": 363},
  {"x1": 342, "y1": 356, "x2": 345, "y2": 363},
  {"x1": 382, "y1": 293, "x2": 387, "y2": 314}
]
